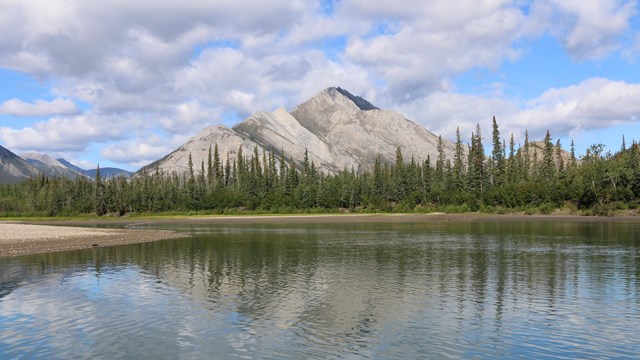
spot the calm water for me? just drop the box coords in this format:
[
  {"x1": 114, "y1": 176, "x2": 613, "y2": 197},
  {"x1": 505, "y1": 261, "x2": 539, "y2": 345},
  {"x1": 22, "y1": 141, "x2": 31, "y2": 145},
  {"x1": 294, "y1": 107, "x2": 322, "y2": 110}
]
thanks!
[{"x1": 1, "y1": 221, "x2": 639, "y2": 359}]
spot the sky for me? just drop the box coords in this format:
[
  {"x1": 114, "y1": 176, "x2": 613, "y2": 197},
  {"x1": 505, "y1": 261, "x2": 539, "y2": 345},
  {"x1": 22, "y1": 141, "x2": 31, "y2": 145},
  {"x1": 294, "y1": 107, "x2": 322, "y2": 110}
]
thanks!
[{"x1": 0, "y1": 0, "x2": 639, "y2": 171}]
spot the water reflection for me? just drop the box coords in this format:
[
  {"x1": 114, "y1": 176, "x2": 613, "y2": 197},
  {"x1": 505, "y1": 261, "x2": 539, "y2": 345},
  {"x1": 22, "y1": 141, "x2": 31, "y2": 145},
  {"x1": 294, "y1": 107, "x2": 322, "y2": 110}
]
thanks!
[{"x1": 1, "y1": 221, "x2": 639, "y2": 358}]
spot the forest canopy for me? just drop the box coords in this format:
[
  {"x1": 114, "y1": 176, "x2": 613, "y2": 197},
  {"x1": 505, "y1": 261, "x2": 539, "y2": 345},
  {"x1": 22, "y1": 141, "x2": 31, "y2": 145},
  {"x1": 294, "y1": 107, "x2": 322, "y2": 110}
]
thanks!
[{"x1": 1, "y1": 119, "x2": 639, "y2": 217}]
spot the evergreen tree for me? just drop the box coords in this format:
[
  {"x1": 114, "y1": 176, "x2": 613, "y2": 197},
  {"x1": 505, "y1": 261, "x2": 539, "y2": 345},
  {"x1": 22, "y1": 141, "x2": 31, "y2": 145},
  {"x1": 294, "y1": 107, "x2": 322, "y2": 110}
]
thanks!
[
  {"x1": 468, "y1": 124, "x2": 487, "y2": 198},
  {"x1": 453, "y1": 127, "x2": 465, "y2": 190},
  {"x1": 541, "y1": 130, "x2": 556, "y2": 181},
  {"x1": 94, "y1": 165, "x2": 107, "y2": 216},
  {"x1": 491, "y1": 116, "x2": 505, "y2": 185},
  {"x1": 436, "y1": 135, "x2": 445, "y2": 179},
  {"x1": 207, "y1": 145, "x2": 213, "y2": 184},
  {"x1": 555, "y1": 139, "x2": 564, "y2": 173},
  {"x1": 213, "y1": 143, "x2": 223, "y2": 187},
  {"x1": 507, "y1": 133, "x2": 516, "y2": 183},
  {"x1": 569, "y1": 140, "x2": 577, "y2": 168},
  {"x1": 523, "y1": 130, "x2": 531, "y2": 180}
]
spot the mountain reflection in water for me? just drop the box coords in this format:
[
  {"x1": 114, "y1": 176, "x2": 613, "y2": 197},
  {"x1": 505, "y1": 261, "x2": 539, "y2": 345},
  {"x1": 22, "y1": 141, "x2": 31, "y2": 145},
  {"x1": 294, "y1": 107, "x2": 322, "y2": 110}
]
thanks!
[{"x1": 1, "y1": 221, "x2": 639, "y2": 359}]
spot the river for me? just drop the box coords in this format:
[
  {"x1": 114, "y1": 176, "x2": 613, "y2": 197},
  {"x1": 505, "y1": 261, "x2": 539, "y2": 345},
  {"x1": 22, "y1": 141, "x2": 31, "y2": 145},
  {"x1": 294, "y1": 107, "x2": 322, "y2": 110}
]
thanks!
[{"x1": 1, "y1": 220, "x2": 639, "y2": 358}]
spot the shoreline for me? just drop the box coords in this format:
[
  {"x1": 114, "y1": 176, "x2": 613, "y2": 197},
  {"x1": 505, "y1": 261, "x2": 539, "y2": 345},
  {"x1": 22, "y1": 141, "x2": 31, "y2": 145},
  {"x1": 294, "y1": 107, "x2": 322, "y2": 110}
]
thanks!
[
  {"x1": 2, "y1": 213, "x2": 638, "y2": 258},
  {"x1": 0, "y1": 223, "x2": 189, "y2": 258},
  {"x1": 14, "y1": 212, "x2": 640, "y2": 227}
]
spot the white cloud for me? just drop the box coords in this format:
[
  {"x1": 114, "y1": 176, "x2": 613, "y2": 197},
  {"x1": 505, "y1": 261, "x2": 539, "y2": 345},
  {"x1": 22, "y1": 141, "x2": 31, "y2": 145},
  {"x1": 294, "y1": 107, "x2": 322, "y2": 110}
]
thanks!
[
  {"x1": 0, "y1": 114, "x2": 145, "y2": 152},
  {"x1": 532, "y1": 0, "x2": 637, "y2": 60},
  {"x1": 344, "y1": 5, "x2": 527, "y2": 102},
  {"x1": 101, "y1": 134, "x2": 190, "y2": 168},
  {"x1": 175, "y1": 47, "x2": 372, "y2": 116},
  {"x1": 398, "y1": 78, "x2": 640, "y2": 145},
  {"x1": 0, "y1": 98, "x2": 79, "y2": 117},
  {"x1": 0, "y1": 0, "x2": 638, "y2": 168}
]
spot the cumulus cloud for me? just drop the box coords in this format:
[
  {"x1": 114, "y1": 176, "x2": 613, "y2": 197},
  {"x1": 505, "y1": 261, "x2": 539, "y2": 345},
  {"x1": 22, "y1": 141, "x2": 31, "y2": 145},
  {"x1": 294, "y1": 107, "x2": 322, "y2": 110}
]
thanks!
[
  {"x1": 0, "y1": 0, "x2": 309, "y2": 76},
  {"x1": 0, "y1": 0, "x2": 638, "y2": 168},
  {"x1": 0, "y1": 98, "x2": 79, "y2": 117},
  {"x1": 174, "y1": 47, "x2": 372, "y2": 115},
  {"x1": 101, "y1": 134, "x2": 190, "y2": 168},
  {"x1": 0, "y1": 114, "x2": 145, "y2": 152},
  {"x1": 399, "y1": 78, "x2": 640, "y2": 144},
  {"x1": 531, "y1": 0, "x2": 637, "y2": 60},
  {"x1": 344, "y1": 4, "x2": 527, "y2": 102}
]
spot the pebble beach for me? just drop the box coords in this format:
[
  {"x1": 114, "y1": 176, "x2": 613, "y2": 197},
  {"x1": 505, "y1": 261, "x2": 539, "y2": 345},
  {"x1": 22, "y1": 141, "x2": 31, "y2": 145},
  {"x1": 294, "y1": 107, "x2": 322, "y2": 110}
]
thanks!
[{"x1": 0, "y1": 223, "x2": 188, "y2": 258}]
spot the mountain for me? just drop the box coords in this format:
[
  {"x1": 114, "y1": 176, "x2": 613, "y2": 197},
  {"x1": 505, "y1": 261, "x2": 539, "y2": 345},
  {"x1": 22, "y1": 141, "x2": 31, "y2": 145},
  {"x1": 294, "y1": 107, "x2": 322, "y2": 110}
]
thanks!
[
  {"x1": 519, "y1": 141, "x2": 573, "y2": 167},
  {"x1": 57, "y1": 158, "x2": 133, "y2": 179},
  {"x1": 0, "y1": 145, "x2": 41, "y2": 184},
  {"x1": 138, "y1": 87, "x2": 459, "y2": 176},
  {"x1": 83, "y1": 167, "x2": 133, "y2": 179},
  {"x1": 57, "y1": 158, "x2": 85, "y2": 173},
  {"x1": 21, "y1": 152, "x2": 85, "y2": 179}
]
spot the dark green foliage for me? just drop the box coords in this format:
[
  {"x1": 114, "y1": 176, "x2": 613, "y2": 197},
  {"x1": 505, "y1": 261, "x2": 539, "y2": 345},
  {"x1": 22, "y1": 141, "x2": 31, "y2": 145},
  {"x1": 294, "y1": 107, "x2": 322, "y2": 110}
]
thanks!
[{"x1": 1, "y1": 124, "x2": 638, "y2": 217}]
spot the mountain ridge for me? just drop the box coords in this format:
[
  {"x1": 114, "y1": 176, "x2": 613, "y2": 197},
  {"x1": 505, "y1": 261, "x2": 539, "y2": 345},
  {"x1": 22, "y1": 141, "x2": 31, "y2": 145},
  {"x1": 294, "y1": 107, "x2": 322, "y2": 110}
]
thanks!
[
  {"x1": 138, "y1": 87, "x2": 459, "y2": 177},
  {"x1": 21, "y1": 152, "x2": 85, "y2": 179},
  {"x1": 0, "y1": 145, "x2": 41, "y2": 184}
]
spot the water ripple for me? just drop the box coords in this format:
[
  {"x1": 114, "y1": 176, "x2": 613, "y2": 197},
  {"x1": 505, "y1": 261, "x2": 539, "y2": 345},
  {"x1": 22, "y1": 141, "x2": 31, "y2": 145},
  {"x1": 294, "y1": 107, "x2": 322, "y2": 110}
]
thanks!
[{"x1": 2, "y1": 222, "x2": 640, "y2": 358}]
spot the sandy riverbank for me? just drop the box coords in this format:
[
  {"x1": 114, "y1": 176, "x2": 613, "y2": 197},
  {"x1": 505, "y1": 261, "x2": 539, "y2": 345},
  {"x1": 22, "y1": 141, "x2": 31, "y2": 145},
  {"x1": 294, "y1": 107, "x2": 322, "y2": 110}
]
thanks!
[
  {"x1": 0, "y1": 223, "x2": 189, "y2": 258},
  {"x1": 25, "y1": 212, "x2": 640, "y2": 227},
  {"x1": 3, "y1": 213, "x2": 638, "y2": 257}
]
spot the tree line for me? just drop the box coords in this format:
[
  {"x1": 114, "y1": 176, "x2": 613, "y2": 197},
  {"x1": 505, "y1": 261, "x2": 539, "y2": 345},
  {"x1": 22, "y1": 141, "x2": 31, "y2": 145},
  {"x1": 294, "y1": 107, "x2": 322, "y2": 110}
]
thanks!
[{"x1": 1, "y1": 118, "x2": 639, "y2": 217}]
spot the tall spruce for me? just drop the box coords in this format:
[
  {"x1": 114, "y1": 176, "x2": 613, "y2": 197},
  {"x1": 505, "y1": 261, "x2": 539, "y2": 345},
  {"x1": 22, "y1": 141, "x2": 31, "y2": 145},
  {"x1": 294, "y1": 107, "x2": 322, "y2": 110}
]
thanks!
[
  {"x1": 522, "y1": 130, "x2": 531, "y2": 180},
  {"x1": 207, "y1": 145, "x2": 213, "y2": 184},
  {"x1": 541, "y1": 130, "x2": 556, "y2": 181},
  {"x1": 555, "y1": 139, "x2": 564, "y2": 173},
  {"x1": 213, "y1": 143, "x2": 222, "y2": 187},
  {"x1": 436, "y1": 135, "x2": 445, "y2": 181},
  {"x1": 508, "y1": 133, "x2": 516, "y2": 183},
  {"x1": 453, "y1": 127, "x2": 465, "y2": 190},
  {"x1": 94, "y1": 165, "x2": 107, "y2": 216},
  {"x1": 491, "y1": 116, "x2": 505, "y2": 185},
  {"x1": 468, "y1": 124, "x2": 487, "y2": 198}
]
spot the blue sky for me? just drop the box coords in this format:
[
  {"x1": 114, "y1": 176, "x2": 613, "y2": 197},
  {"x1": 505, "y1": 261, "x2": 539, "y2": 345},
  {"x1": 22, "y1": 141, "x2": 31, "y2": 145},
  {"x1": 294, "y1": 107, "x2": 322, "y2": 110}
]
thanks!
[{"x1": 0, "y1": 0, "x2": 639, "y2": 170}]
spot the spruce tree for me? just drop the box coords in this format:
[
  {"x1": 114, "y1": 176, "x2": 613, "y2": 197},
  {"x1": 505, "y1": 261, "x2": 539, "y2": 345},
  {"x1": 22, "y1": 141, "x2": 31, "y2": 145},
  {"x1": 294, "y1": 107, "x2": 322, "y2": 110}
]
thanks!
[
  {"x1": 491, "y1": 116, "x2": 505, "y2": 185},
  {"x1": 207, "y1": 145, "x2": 213, "y2": 184},
  {"x1": 508, "y1": 133, "x2": 516, "y2": 183},
  {"x1": 94, "y1": 165, "x2": 107, "y2": 216},
  {"x1": 468, "y1": 124, "x2": 487, "y2": 198},
  {"x1": 569, "y1": 140, "x2": 577, "y2": 168},
  {"x1": 436, "y1": 135, "x2": 445, "y2": 175},
  {"x1": 555, "y1": 139, "x2": 564, "y2": 173},
  {"x1": 523, "y1": 130, "x2": 531, "y2": 180},
  {"x1": 453, "y1": 127, "x2": 465, "y2": 189},
  {"x1": 541, "y1": 130, "x2": 555, "y2": 181},
  {"x1": 213, "y1": 143, "x2": 222, "y2": 187}
]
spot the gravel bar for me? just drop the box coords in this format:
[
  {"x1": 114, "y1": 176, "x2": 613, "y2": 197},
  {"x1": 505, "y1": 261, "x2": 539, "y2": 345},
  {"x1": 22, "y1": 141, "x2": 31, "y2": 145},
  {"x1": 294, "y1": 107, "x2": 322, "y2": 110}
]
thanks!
[{"x1": 0, "y1": 223, "x2": 189, "y2": 258}]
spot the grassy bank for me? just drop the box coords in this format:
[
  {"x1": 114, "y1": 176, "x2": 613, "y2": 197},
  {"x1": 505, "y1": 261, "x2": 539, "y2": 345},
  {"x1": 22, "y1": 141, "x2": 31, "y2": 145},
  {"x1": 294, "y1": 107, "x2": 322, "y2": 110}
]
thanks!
[{"x1": 2, "y1": 203, "x2": 638, "y2": 222}]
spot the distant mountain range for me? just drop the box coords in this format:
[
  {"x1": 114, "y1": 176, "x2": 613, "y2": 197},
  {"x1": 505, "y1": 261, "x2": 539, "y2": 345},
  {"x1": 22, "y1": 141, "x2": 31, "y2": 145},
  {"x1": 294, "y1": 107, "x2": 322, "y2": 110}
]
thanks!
[
  {"x1": 0, "y1": 145, "x2": 41, "y2": 183},
  {"x1": 0, "y1": 148, "x2": 133, "y2": 184},
  {"x1": 138, "y1": 87, "x2": 459, "y2": 176},
  {"x1": 22, "y1": 152, "x2": 87, "y2": 179},
  {"x1": 3, "y1": 87, "x2": 502, "y2": 184}
]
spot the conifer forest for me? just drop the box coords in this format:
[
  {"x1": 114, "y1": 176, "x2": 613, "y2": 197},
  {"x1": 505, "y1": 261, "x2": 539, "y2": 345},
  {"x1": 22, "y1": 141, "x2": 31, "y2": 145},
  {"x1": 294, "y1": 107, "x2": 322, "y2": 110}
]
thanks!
[{"x1": 1, "y1": 119, "x2": 639, "y2": 217}]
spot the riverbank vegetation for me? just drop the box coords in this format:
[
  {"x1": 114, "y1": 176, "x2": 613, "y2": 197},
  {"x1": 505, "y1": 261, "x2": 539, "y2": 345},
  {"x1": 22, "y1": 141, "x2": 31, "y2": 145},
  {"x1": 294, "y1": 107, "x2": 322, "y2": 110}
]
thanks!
[{"x1": 1, "y1": 119, "x2": 639, "y2": 217}]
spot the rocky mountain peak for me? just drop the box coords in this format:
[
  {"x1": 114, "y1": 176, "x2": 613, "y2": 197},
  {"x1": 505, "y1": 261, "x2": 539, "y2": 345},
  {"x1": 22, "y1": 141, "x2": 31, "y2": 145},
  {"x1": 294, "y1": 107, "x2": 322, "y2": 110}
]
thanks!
[
  {"x1": 328, "y1": 87, "x2": 379, "y2": 111},
  {"x1": 295, "y1": 87, "x2": 378, "y2": 114},
  {"x1": 137, "y1": 87, "x2": 458, "y2": 177},
  {"x1": 21, "y1": 152, "x2": 65, "y2": 168},
  {"x1": 0, "y1": 145, "x2": 41, "y2": 183},
  {"x1": 291, "y1": 87, "x2": 379, "y2": 139}
]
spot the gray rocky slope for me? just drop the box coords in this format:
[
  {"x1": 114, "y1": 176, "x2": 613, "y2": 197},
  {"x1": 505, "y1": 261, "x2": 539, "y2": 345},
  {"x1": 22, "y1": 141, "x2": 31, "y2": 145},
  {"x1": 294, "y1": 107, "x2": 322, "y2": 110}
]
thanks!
[
  {"x1": 138, "y1": 87, "x2": 458, "y2": 176},
  {"x1": 0, "y1": 145, "x2": 41, "y2": 184},
  {"x1": 21, "y1": 152, "x2": 85, "y2": 179}
]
